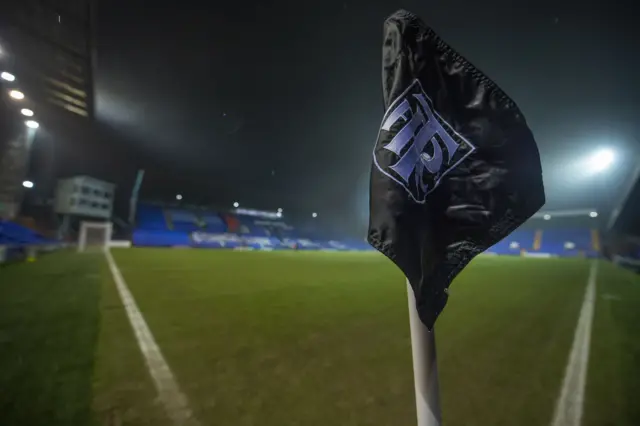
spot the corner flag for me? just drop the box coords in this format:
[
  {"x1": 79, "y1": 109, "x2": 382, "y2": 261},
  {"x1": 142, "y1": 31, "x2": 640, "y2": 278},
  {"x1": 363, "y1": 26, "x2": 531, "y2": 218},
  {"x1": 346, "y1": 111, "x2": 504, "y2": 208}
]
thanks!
[{"x1": 368, "y1": 10, "x2": 545, "y2": 330}]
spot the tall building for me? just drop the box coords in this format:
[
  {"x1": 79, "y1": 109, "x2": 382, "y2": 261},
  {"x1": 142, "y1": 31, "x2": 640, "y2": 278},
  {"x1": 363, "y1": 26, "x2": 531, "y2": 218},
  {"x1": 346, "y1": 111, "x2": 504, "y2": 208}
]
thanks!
[
  {"x1": 0, "y1": 0, "x2": 96, "y2": 218},
  {"x1": 0, "y1": 0, "x2": 96, "y2": 118}
]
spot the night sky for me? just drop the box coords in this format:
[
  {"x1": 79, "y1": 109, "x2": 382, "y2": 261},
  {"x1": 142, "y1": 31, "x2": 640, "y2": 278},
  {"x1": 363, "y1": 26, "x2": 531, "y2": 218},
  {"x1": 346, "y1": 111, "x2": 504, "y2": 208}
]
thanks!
[{"x1": 94, "y1": 0, "x2": 639, "y2": 235}]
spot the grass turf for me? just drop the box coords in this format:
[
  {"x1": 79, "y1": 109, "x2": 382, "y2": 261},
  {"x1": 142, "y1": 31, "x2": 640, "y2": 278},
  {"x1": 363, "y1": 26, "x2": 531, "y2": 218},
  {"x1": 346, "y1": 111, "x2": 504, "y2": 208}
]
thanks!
[
  {"x1": 0, "y1": 248, "x2": 638, "y2": 425},
  {"x1": 109, "y1": 249, "x2": 589, "y2": 426},
  {"x1": 584, "y1": 261, "x2": 640, "y2": 426},
  {"x1": 0, "y1": 251, "x2": 102, "y2": 425}
]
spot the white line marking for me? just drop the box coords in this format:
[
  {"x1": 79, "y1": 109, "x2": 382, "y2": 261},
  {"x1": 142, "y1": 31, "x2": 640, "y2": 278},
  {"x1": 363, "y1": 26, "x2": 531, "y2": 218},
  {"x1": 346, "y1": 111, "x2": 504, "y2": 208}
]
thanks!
[
  {"x1": 105, "y1": 250, "x2": 200, "y2": 426},
  {"x1": 551, "y1": 260, "x2": 598, "y2": 426}
]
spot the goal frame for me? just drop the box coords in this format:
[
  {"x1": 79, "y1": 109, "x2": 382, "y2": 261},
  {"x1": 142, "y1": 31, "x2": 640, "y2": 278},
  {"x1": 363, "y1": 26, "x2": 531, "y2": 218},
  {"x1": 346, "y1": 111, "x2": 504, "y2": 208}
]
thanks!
[{"x1": 78, "y1": 221, "x2": 113, "y2": 253}]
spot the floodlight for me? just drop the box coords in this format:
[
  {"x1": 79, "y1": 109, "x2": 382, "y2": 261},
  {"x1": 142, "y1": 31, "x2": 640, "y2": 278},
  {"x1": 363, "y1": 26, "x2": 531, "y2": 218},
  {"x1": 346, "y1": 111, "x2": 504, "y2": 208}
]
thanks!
[
  {"x1": 25, "y1": 120, "x2": 39, "y2": 129},
  {"x1": 176, "y1": 194, "x2": 183, "y2": 200},
  {"x1": 22, "y1": 180, "x2": 34, "y2": 188},
  {"x1": 1, "y1": 71, "x2": 15, "y2": 82},
  {"x1": 9, "y1": 90, "x2": 24, "y2": 100},
  {"x1": 543, "y1": 214, "x2": 551, "y2": 220},
  {"x1": 277, "y1": 208, "x2": 283, "y2": 213},
  {"x1": 21, "y1": 108, "x2": 34, "y2": 117},
  {"x1": 589, "y1": 211, "x2": 598, "y2": 218},
  {"x1": 312, "y1": 212, "x2": 318, "y2": 218},
  {"x1": 276, "y1": 211, "x2": 282, "y2": 218},
  {"x1": 587, "y1": 149, "x2": 614, "y2": 173},
  {"x1": 233, "y1": 201, "x2": 239, "y2": 208}
]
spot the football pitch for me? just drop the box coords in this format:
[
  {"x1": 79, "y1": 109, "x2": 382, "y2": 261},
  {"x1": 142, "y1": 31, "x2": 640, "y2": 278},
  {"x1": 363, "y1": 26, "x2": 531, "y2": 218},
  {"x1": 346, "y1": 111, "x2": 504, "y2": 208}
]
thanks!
[{"x1": 0, "y1": 249, "x2": 639, "y2": 426}]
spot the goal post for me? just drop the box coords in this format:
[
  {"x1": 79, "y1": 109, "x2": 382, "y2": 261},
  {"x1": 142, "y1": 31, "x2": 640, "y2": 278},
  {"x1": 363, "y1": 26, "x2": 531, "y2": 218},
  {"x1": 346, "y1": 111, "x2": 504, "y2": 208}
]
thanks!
[{"x1": 78, "y1": 221, "x2": 113, "y2": 252}]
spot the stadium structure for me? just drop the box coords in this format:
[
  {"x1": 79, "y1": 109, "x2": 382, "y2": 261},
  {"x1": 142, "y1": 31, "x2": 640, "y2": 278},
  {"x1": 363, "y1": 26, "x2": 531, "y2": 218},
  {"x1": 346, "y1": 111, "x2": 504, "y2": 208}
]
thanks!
[
  {"x1": 128, "y1": 203, "x2": 602, "y2": 257},
  {"x1": 0, "y1": 197, "x2": 605, "y2": 261}
]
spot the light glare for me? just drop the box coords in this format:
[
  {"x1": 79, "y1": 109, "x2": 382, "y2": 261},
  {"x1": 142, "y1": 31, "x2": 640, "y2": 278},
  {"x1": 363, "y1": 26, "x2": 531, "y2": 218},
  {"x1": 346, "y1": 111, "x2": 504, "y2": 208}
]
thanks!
[
  {"x1": 588, "y1": 149, "x2": 615, "y2": 172},
  {"x1": 312, "y1": 212, "x2": 318, "y2": 218},
  {"x1": 9, "y1": 90, "x2": 24, "y2": 100},
  {"x1": 176, "y1": 194, "x2": 183, "y2": 200},
  {"x1": 22, "y1": 180, "x2": 34, "y2": 189},
  {"x1": 1, "y1": 71, "x2": 15, "y2": 82},
  {"x1": 233, "y1": 201, "x2": 239, "y2": 208},
  {"x1": 543, "y1": 214, "x2": 551, "y2": 220},
  {"x1": 21, "y1": 108, "x2": 34, "y2": 117},
  {"x1": 25, "y1": 120, "x2": 39, "y2": 129},
  {"x1": 589, "y1": 211, "x2": 598, "y2": 218}
]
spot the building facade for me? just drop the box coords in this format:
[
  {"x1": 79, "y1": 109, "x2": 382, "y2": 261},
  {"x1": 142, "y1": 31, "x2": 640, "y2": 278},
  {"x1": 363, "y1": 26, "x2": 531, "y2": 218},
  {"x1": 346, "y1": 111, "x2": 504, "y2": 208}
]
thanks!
[
  {"x1": 0, "y1": 0, "x2": 96, "y2": 219},
  {"x1": 0, "y1": 0, "x2": 96, "y2": 118}
]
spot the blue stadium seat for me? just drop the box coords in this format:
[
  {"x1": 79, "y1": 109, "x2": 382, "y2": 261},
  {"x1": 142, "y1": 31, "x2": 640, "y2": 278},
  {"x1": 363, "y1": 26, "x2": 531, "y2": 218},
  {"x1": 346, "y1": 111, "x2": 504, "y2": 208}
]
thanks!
[
  {"x1": 132, "y1": 229, "x2": 191, "y2": 247},
  {"x1": 0, "y1": 220, "x2": 50, "y2": 246},
  {"x1": 232, "y1": 215, "x2": 271, "y2": 236},
  {"x1": 539, "y1": 228, "x2": 594, "y2": 256},
  {"x1": 137, "y1": 205, "x2": 168, "y2": 230},
  {"x1": 133, "y1": 204, "x2": 375, "y2": 252},
  {"x1": 488, "y1": 229, "x2": 535, "y2": 255},
  {"x1": 167, "y1": 209, "x2": 201, "y2": 232},
  {"x1": 202, "y1": 214, "x2": 226, "y2": 233}
]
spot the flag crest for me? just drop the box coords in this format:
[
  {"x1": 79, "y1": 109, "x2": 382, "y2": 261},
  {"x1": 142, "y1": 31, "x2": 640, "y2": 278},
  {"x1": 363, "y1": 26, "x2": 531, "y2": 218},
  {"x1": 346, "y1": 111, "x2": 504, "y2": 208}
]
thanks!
[{"x1": 368, "y1": 10, "x2": 545, "y2": 329}]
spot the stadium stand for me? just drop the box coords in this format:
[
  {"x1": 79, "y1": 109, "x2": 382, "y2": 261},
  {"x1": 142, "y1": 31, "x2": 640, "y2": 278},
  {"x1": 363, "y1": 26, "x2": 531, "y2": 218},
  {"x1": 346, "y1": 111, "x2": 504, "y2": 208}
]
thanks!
[
  {"x1": 167, "y1": 209, "x2": 201, "y2": 232},
  {"x1": 201, "y1": 213, "x2": 226, "y2": 232},
  {"x1": 486, "y1": 226, "x2": 600, "y2": 257},
  {"x1": 133, "y1": 204, "x2": 369, "y2": 251},
  {"x1": 136, "y1": 205, "x2": 169, "y2": 230},
  {"x1": 0, "y1": 220, "x2": 50, "y2": 246},
  {"x1": 0, "y1": 220, "x2": 58, "y2": 263},
  {"x1": 488, "y1": 229, "x2": 536, "y2": 255},
  {"x1": 133, "y1": 204, "x2": 601, "y2": 257}
]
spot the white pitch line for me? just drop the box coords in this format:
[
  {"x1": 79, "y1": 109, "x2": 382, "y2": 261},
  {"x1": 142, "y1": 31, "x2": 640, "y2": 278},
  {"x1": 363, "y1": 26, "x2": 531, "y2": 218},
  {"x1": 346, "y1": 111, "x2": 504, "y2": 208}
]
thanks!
[
  {"x1": 105, "y1": 250, "x2": 200, "y2": 426},
  {"x1": 551, "y1": 260, "x2": 598, "y2": 426}
]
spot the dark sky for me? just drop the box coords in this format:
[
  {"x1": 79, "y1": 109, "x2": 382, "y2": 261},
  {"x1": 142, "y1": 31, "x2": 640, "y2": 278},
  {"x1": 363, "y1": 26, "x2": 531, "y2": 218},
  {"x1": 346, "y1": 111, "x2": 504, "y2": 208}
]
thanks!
[{"x1": 94, "y1": 0, "x2": 640, "y2": 234}]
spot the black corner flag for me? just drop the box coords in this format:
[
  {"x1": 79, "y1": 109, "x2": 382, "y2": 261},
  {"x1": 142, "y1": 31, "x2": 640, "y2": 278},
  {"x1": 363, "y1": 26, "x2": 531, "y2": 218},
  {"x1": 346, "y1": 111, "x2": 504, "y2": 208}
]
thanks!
[{"x1": 367, "y1": 10, "x2": 545, "y2": 330}]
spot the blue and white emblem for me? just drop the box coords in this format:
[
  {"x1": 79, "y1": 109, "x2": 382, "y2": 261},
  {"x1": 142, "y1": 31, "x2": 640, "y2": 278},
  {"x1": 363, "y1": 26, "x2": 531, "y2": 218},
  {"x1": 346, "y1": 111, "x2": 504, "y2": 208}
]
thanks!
[{"x1": 373, "y1": 79, "x2": 476, "y2": 203}]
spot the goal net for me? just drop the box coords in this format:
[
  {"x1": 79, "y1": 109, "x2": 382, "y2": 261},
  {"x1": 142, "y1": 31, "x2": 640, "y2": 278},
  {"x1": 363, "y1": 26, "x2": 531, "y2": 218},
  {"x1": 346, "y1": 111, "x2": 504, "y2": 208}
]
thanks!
[{"x1": 78, "y1": 222, "x2": 112, "y2": 253}]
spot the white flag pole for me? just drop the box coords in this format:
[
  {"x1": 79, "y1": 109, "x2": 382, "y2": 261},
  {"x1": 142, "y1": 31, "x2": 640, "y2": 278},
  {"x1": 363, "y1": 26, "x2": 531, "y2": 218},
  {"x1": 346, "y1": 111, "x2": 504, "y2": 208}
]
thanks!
[{"x1": 407, "y1": 279, "x2": 442, "y2": 426}]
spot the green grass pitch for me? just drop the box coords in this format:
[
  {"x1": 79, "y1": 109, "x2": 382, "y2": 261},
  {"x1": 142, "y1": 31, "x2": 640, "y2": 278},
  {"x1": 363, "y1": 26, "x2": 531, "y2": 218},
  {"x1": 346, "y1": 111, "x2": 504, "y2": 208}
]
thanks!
[{"x1": 0, "y1": 249, "x2": 638, "y2": 425}]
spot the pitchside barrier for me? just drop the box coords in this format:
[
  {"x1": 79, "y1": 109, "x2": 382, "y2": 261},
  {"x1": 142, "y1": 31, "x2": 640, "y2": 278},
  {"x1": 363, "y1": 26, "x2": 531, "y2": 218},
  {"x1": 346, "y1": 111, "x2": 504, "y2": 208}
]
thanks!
[
  {"x1": 131, "y1": 229, "x2": 371, "y2": 252},
  {"x1": 130, "y1": 229, "x2": 601, "y2": 257}
]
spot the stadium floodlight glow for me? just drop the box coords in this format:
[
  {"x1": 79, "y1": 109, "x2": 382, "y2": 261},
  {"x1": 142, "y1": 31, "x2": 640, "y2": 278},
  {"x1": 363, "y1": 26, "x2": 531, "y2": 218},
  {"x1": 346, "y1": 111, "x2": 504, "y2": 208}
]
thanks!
[
  {"x1": 276, "y1": 211, "x2": 282, "y2": 218},
  {"x1": 587, "y1": 148, "x2": 615, "y2": 173},
  {"x1": 233, "y1": 201, "x2": 239, "y2": 208},
  {"x1": 543, "y1": 214, "x2": 551, "y2": 220},
  {"x1": 176, "y1": 194, "x2": 183, "y2": 200},
  {"x1": 277, "y1": 208, "x2": 283, "y2": 213},
  {"x1": 312, "y1": 212, "x2": 318, "y2": 218},
  {"x1": 9, "y1": 89, "x2": 25, "y2": 100},
  {"x1": 590, "y1": 211, "x2": 598, "y2": 218},
  {"x1": 22, "y1": 180, "x2": 34, "y2": 189},
  {"x1": 20, "y1": 108, "x2": 34, "y2": 117},
  {"x1": 25, "y1": 120, "x2": 39, "y2": 129},
  {"x1": 1, "y1": 71, "x2": 16, "y2": 82}
]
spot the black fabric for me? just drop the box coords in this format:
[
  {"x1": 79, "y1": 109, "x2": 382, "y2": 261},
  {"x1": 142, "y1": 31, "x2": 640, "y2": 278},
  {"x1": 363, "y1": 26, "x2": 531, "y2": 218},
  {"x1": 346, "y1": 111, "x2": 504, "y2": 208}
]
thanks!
[{"x1": 367, "y1": 10, "x2": 545, "y2": 330}]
